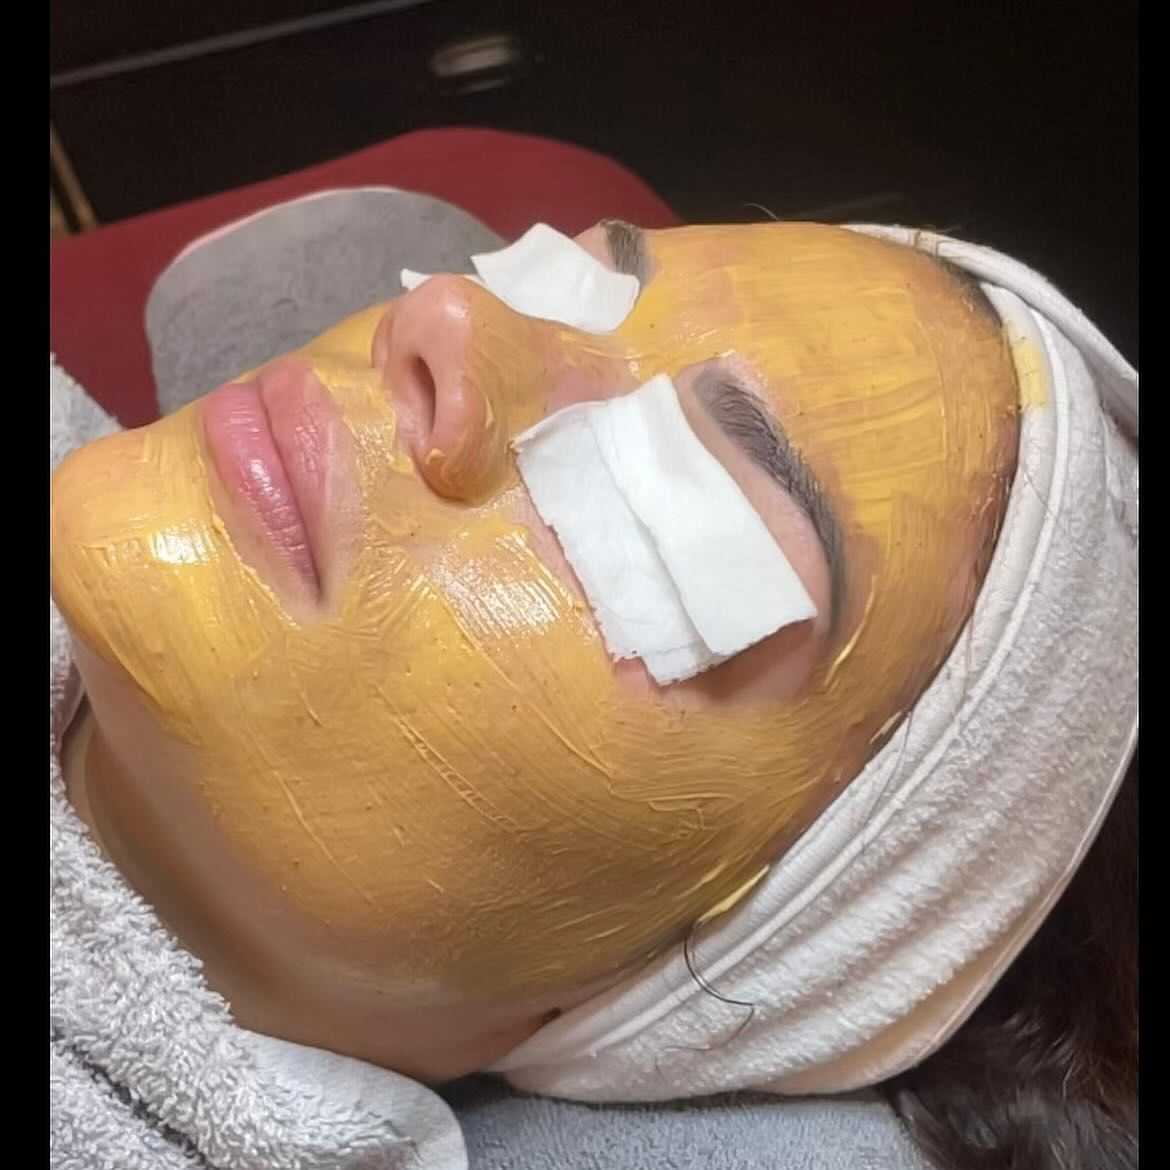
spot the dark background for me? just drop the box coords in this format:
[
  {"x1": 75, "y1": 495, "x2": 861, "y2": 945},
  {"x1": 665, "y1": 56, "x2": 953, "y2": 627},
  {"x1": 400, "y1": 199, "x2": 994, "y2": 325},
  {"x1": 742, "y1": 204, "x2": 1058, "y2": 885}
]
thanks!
[{"x1": 50, "y1": 0, "x2": 1138, "y2": 361}]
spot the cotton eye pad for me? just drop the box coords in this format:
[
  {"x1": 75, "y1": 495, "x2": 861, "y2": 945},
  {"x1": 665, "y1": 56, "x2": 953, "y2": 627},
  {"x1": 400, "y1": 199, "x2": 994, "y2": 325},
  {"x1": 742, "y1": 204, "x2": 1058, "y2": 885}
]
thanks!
[
  {"x1": 513, "y1": 374, "x2": 817, "y2": 684},
  {"x1": 400, "y1": 223, "x2": 640, "y2": 332}
]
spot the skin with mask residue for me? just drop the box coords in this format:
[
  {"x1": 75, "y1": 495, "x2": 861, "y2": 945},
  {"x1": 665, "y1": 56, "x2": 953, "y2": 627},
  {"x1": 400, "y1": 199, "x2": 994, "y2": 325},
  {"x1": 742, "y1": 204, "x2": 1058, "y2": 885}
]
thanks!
[{"x1": 51, "y1": 223, "x2": 1018, "y2": 1076}]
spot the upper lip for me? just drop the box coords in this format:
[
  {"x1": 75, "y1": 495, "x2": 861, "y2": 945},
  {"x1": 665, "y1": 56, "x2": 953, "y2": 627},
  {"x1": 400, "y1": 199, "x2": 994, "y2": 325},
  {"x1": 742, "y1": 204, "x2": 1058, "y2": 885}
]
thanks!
[{"x1": 200, "y1": 368, "x2": 338, "y2": 600}]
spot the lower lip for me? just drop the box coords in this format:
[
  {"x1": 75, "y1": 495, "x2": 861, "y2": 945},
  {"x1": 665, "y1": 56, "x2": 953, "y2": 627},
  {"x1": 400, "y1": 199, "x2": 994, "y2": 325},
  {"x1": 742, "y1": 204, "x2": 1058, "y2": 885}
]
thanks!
[{"x1": 201, "y1": 378, "x2": 326, "y2": 593}]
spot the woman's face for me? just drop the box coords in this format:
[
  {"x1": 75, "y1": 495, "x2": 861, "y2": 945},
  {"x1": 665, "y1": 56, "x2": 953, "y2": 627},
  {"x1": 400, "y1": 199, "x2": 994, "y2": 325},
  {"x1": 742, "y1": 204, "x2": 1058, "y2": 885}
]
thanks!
[{"x1": 51, "y1": 222, "x2": 1018, "y2": 1008}]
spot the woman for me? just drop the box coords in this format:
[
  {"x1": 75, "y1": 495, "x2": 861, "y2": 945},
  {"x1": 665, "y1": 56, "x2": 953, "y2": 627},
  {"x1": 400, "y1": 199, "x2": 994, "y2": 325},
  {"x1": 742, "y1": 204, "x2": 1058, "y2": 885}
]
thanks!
[{"x1": 51, "y1": 198, "x2": 1137, "y2": 1169}]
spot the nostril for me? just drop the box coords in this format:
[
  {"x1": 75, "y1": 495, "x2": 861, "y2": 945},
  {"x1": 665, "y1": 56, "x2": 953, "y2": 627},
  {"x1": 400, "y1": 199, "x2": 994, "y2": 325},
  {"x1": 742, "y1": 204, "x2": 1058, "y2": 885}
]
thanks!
[
  {"x1": 399, "y1": 354, "x2": 438, "y2": 442},
  {"x1": 382, "y1": 279, "x2": 511, "y2": 501}
]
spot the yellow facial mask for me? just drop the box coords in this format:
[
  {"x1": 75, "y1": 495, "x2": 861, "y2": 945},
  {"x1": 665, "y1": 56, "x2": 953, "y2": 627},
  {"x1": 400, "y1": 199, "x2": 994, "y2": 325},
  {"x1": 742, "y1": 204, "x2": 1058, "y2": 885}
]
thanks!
[{"x1": 51, "y1": 223, "x2": 1019, "y2": 1004}]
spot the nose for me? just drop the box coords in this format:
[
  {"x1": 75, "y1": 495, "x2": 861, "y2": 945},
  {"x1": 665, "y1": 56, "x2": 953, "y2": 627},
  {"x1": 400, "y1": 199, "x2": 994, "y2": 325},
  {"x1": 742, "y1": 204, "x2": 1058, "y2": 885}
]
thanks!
[{"x1": 374, "y1": 274, "x2": 539, "y2": 502}]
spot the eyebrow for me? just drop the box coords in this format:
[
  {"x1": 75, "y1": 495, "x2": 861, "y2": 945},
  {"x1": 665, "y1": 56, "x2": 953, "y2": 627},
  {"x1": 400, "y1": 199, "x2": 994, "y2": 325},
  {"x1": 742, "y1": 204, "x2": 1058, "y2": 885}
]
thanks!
[
  {"x1": 694, "y1": 371, "x2": 845, "y2": 629},
  {"x1": 601, "y1": 219, "x2": 649, "y2": 283}
]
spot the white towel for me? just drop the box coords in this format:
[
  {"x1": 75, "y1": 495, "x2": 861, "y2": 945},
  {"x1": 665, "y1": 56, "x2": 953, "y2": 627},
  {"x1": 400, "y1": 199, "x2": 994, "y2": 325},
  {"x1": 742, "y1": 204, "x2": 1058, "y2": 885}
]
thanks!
[
  {"x1": 49, "y1": 356, "x2": 467, "y2": 1170},
  {"x1": 491, "y1": 229, "x2": 1139, "y2": 1101}
]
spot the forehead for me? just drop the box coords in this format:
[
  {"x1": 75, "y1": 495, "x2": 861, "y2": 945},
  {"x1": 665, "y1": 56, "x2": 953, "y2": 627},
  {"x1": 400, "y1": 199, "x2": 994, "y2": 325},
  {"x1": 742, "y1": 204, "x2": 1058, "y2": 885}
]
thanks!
[
  {"x1": 625, "y1": 222, "x2": 982, "y2": 379},
  {"x1": 623, "y1": 220, "x2": 1013, "y2": 472}
]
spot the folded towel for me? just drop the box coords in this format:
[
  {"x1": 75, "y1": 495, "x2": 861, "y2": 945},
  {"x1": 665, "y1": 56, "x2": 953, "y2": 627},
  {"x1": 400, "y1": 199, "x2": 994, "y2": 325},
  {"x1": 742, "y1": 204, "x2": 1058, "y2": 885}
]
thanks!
[{"x1": 444, "y1": 1076, "x2": 930, "y2": 1170}]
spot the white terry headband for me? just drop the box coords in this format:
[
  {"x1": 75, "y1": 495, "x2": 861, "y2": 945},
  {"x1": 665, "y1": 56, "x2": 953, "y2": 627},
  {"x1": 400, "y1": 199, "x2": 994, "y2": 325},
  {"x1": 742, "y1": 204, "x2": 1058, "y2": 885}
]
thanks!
[{"x1": 491, "y1": 228, "x2": 1138, "y2": 1102}]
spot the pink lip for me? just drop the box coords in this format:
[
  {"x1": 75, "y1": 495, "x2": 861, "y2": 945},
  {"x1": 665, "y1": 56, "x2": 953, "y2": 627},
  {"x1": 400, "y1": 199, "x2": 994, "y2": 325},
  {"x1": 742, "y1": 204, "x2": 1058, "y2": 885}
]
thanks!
[{"x1": 201, "y1": 362, "x2": 342, "y2": 598}]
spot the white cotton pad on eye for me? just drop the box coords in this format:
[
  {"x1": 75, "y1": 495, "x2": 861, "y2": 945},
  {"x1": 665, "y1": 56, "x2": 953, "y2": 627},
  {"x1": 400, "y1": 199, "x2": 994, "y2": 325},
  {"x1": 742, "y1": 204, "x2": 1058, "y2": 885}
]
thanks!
[
  {"x1": 513, "y1": 374, "x2": 818, "y2": 685},
  {"x1": 512, "y1": 401, "x2": 713, "y2": 684},
  {"x1": 399, "y1": 223, "x2": 640, "y2": 332},
  {"x1": 471, "y1": 223, "x2": 640, "y2": 332}
]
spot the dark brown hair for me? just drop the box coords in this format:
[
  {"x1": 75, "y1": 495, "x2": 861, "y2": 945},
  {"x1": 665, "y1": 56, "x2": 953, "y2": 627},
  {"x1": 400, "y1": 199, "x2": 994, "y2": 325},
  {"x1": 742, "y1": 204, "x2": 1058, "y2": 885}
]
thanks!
[{"x1": 885, "y1": 750, "x2": 1138, "y2": 1169}]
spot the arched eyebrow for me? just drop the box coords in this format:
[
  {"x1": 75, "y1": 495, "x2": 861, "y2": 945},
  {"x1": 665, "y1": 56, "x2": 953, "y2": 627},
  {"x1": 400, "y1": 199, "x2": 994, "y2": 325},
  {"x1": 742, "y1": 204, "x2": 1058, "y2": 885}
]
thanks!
[
  {"x1": 695, "y1": 371, "x2": 845, "y2": 631},
  {"x1": 601, "y1": 219, "x2": 649, "y2": 283}
]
